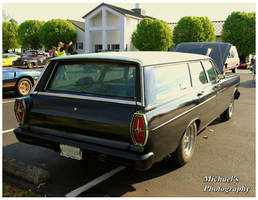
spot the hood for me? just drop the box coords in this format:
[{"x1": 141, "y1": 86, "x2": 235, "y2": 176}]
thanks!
[{"x1": 174, "y1": 42, "x2": 232, "y2": 74}]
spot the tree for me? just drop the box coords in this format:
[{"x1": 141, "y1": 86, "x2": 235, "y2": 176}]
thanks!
[
  {"x1": 18, "y1": 20, "x2": 45, "y2": 49},
  {"x1": 131, "y1": 18, "x2": 173, "y2": 51},
  {"x1": 39, "y1": 19, "x2": 77, "y2": 50},
  {"x1": 222, "y1": 11, "x2": 256, "y2": 61},
  {"x1": 173, "y1": 16, "x2": 216, "y2": 45},
  {"x1": 3, "y1": 21, "x2": 20, "y2": 51}
]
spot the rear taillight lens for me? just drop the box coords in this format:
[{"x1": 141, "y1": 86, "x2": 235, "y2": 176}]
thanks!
[
  {"x1": 130, "y1": 113, "x2": 148, "y2": 146},
  {"x1": 14, "y1": 98, "x2": 26, "y2": 124}
]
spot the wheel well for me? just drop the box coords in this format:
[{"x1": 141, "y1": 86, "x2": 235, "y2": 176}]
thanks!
[
  {"x1": 16, "y1": 76, "x2": 34, "y2": 87},
  {"x1": 195, "y1": 119, "x2": 201, "y2": 131}
]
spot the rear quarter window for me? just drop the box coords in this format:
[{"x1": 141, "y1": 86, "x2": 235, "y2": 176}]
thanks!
[{"x1": 144, "y1": 63, "x2": 191, "y2": 105}]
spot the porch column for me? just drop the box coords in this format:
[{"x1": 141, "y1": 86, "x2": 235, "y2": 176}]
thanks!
[
  {"x1": 85, "y1": 19, "x2": 90, "y2": 53},
  {"x1": 102, "y1": 7, "x2": 107, "y2": 50},
  {"x1": 119, "y1": 16, "x2": 125, "y2": 51}
]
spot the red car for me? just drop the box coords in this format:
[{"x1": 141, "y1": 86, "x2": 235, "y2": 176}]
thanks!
[{"x1": 238, "y1": 61, "x2": 248, "y2": 69}]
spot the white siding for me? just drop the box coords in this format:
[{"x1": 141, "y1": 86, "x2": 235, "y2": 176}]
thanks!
[
  {"x1": 124, "y1": 16, "x2": 140, "y2": 51},
  {"x1": 73, "y1": 27, "x2": 85, "y2": 54},
  {"x1": 90, "y1": 12, "x2": 102, "y2": 27},
  {"x1": 106, "y1": 11, "x2": 120, "y2": 26}
]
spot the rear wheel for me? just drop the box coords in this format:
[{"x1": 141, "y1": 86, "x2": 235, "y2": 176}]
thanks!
[
  {"x1": 220, "y1": 102, "x2": 234, "y2": 121},
  {"x1": 16, "y1": 78, "x2": 32, "y2": 96},
  {"x1": 174, "y1": 122, "x2": 197, "y2": 166}
]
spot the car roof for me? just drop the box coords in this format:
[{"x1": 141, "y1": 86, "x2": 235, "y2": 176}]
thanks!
[{"x1": 51, "y1": 51, "x2": 210, "y2": 66}]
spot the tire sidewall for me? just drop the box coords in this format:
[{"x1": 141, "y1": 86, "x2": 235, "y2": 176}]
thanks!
[
  {"x1": 176, "y1": 122, "x2": 197, "y2": 165},
  {"x1": 16, "y1": 78, "x2": 32, "y2": 96}
]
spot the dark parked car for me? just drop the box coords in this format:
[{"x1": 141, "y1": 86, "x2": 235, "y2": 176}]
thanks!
[
  {"x1": 175, "y1": 42, "x2": 240, "y2": 74},
  {"x1": 14, "y1": 52, "x2": 240, "y2": 171},
  {"x1": 3, "y1": 67, "x2": 42, "y2": 96},
  {"x1": 13, "y1": 50, "x2": 49, "y2": 68}
]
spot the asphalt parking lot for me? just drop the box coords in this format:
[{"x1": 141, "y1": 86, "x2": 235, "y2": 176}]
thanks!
[{"x1": 2, "y1": 69, "x2": 256, "y2": 197}]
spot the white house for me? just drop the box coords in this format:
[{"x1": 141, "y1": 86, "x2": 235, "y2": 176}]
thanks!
[
  {"x1": 82, "y1": 3, "x2": 152, "y2": 53},
  {"x1": 76, "y1": 3, "x2": 225, "y2": 54},
  {"x1": 68, "y1": 19, "x2": 85, "y2": 54}
]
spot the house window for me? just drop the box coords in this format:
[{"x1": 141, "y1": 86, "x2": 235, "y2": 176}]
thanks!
[
  {"x1": 76, "y1": 42, "x2": 84, "y2": 50},
  {"x1": 107, "y1": 44, "x2": 120, "y2": 51},
  {"x1": 95, "y1": 44, "x2": 102, "y2": 52}
]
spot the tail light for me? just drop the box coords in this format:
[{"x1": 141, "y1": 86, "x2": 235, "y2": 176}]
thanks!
[
  {"x1": 130, "y1": 113, "x2": 148, "y2": 146},
  {"x1": 14, "y1": 98, "x2": 26, "y2": 124}
]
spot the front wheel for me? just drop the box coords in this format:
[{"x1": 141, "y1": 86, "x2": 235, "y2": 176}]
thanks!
[
  {"x1": 220, "y1": 102, "x2": 234, "y2": 121},
  {"x1": 16, "y1": 78, "x2": 32, "y2": 96},
  {"x1": 174, "y1": 122, "x2": 197, "y2": 166}
]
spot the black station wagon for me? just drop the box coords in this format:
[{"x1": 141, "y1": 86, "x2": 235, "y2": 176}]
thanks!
[{"x1": 14, "y1": 52, "x2": 240, "y2": 170}]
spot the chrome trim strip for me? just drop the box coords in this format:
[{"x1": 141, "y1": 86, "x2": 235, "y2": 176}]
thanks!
[
  {"x1": 152, "y1": 95, "x2": 216, "y2": 131},
  {"x1": 31, "y1": 63, "x2": 49, "y2": 93},
  {"x1": 36, "y1": 92, "x2": 142, "y2": 106},
  {"x1": 140, "y1": 66, "x2": 145, "y2": 107}
]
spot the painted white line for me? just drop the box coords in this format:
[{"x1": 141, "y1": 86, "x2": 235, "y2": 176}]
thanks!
[
  {"x1": 2, "y1": 128, "x2": 14, "y2": 134},
  {"x1": 65, "y1": 165, "x2": 126, "y2": 197},
  {"x1": 3, "y1": 100, "x2": 15, "y2": 104}
]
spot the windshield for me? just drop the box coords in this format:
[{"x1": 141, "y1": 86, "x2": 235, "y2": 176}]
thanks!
[
  {"x1": 3, "y1": 55, "x2": 8, "y2": 58},
  {"x1": 47, "y1": 62, "x2": 137, "y2": 99}
]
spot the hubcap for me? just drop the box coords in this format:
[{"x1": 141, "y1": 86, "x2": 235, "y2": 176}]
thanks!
[
  {"x1": 183, "y1": 125, "x2": 195, "y2": 156},
  {"x1": 19, "y1": 81, "x2": 31, "y2": 95}
]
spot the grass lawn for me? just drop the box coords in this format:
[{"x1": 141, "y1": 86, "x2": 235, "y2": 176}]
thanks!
[{"x1": 3, "y1": 183, "x2": 43, "y2": 197}]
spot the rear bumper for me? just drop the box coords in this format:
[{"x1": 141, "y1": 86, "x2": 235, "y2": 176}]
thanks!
[{"x1": 14, "y1": 127, "x2": 154, "y2": 171}]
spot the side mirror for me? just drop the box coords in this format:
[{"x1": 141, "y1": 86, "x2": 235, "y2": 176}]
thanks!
[{"x1": 218, "y1": 74, "x2": 225, "y2": 80}]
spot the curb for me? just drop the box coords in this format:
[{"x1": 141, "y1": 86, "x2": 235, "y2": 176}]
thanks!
[{"x1": 3, "y1": 157, "x2": 50, "y2": 185}]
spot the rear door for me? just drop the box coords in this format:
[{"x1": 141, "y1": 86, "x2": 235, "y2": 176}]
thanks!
[
  {"x1": 188, "y1": 61, "x2": 217, "y2": 128},
  {"x1": 28, "y1": 60, "x2": 141, "y2": 143}
]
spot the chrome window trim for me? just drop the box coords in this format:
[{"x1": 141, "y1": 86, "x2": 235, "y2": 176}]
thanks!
[
  {"x1": 140, "y1": 66, "x2": 145, "y2": 107},
  {"x1": 30, "y1": 63, "x2": 49, "y2": 93},
  {"x1": 152, "y1": 95, "x2": 216, "y2": 131},
  {"x1": 36, "y1": 92, "x2": 142, "y2": 106}
]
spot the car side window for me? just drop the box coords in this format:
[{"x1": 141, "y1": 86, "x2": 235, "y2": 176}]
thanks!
[
  {"x1": 201, "y1": 60, "x2": 217, "y2": 82},
  {"x1": 189, "y1": 61, "x2": 208, "y2": 87},
  {"x1": 145, "y1": 63, "x2": 191, "y2": 104}
]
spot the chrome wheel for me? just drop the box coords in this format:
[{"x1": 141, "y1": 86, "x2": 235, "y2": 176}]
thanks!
[
  {"x1": 175, "y1": 122, "x2": 197, "y2": 166},
  {"x1": 183, "y1": 124, "x2": 196, "y2": 156}
]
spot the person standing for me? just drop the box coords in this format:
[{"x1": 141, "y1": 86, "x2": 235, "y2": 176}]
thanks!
[
  {"x1": 49, "y1": 46, "x2": 58, "y2": 57},
  {"x1": 57, "y1": 41, "x2": 72, "y2": 57}
]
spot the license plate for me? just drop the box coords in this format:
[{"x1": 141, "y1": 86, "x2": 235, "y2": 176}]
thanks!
[{"x1": 60, "y1": 144, "x2": 82, "y2": 160}]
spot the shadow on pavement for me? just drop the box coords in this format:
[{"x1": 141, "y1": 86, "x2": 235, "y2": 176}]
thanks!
[{"x1": 239, "y1": 79, "x2": 256, "y2": 89}]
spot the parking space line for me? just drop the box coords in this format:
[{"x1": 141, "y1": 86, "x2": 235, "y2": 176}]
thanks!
[
  {"x1": 3, "y1": 100, "x2": 15, "y2": 104},
  {"x1": 3, "y1": 128, "x2": 14, "y2": 134},
  {"x1": 65, "y1": 165, "x2": 126, "y2": 197}
]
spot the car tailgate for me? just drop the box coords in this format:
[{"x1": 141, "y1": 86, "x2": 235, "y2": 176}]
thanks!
[{"x1": 27, "y1": 93, "x2": 137, "y2": 142}]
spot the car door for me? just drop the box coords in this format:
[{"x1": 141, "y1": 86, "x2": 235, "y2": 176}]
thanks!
[{"x1": 188, "y1": 61, "x2": 217, "y2": 129}]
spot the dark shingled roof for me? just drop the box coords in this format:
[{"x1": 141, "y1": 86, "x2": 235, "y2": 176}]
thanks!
[
  {"x1": 82, "y1": 3, "x2": 154, "y2": 19},
  {"x1": 68, "y1": 19, "x2": 85, "y2": 31}
]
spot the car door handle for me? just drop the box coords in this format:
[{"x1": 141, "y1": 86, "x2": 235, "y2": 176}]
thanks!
[{"x1": 197, "y1": 91, "x2": 205, "y2": 96}]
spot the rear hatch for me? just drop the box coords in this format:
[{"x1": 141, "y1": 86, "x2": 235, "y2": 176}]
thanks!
[{"x1": 27, "y1": 59, "x2": 141, "y2": 143}]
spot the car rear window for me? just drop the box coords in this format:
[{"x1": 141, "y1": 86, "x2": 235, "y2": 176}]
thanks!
[{"x1": 46, "y1": 62, "x2": 137, "y2": 99}]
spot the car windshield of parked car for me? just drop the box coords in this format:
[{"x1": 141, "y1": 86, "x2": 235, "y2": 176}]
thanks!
[
  {"x1": 3, "y1": 55, "x2": 8, "y2": 58},
  {"x1": 47, "y1": 62, "x2": 136, "y2": 99}
]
